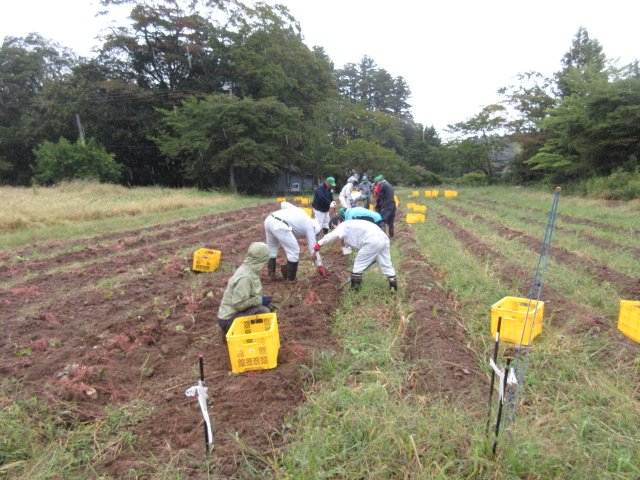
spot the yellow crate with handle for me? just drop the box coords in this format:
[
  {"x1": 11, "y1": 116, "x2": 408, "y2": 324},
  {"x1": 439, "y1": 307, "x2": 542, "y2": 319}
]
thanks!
[
  {"x1": 406, "y1": 213, "x2": 426, "y2": 224},
  {"x1": 411, "y1": 205, "x2": 427, "y2": 212},
  {"x1": 617, "y1": 300, "x2": 640, "y2": 343},
  {"x1": 276, "y1": 197, "x2": 286, "y2": 202},
  {"x1": 226, "y1": 313, "x2": 280, "y2": 373},
  {"x1": 192, "y1": 249, "x2": 221, "y2": 272},
  {"x1": 491, "y1": 296, "x2": 544, "y2": 345}
]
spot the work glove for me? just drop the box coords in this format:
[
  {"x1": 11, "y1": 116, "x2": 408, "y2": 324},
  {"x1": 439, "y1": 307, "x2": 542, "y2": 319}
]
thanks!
[
  {"x1": 313, "y1": 243, "x2": 321, "y2": 252},
  {"x1": 262, "y1": 296, "x2": 272, "y2": 306},
  {"x1": 317, "y1": 266, "x2": 327, "y2": 277},
  {"x1": 330, "y1": 201, "x2": 336, "y2": 209}
]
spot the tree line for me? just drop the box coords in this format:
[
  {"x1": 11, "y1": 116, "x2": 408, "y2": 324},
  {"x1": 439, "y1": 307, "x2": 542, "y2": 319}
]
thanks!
[{"x1": 1, "y1": 1, "x2": 638, "y2": 197}]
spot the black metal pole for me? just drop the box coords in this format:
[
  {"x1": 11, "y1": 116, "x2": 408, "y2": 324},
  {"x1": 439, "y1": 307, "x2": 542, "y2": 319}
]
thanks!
[
  {"x1": 199, "y1": 355, "x2": 209, "y2": 452},
  {"x1": 486, "y1": 316, "x2": 503, "y2": 434},
  {"x1": 493, "y1": 356, "x2": 513, "y2": 456}
]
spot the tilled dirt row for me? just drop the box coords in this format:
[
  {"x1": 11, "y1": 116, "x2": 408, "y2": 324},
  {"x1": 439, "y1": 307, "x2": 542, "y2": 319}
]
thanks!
[
  {"x1": 438, "y1": 202, "x2": 640, "y2": 300},
  {"x1": 467, "y1": 197, "x2": 639, "y2": 236},
  {"x1": 457, "y1": 197, "x2": 640, "y2": 259},
  {"x1": 430, "y1": 210, "x2": 640, "y2": 370},
  {"x1": 1, "y1": 201, "x2": 491, "y2": 478}
]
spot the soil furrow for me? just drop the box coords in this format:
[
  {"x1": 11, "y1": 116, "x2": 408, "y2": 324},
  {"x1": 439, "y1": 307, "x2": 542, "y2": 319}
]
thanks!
[
  {"x1": 457, "y1": 198, "x2": 640, "y2": 258},
  {"x1": 439, "y1": 204, "x2": 640, "y2": 299}
]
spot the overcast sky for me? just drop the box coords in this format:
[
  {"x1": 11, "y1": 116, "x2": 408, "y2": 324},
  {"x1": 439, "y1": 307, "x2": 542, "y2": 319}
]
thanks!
[{"x1": 2, "y1": 0, "x2": 639, "y2": 138}]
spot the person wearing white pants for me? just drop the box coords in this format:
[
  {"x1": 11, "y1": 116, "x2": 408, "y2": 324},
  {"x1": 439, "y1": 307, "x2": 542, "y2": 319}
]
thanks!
[
  {"x1": 313, "y1": 217, "x2": 397, "y2": 291},
  {"x1": 264, "y1": 204, "x2": 326, "y2": 281},
  {"x1": 339, "y1": 179, "x2": 358, "y2": 209}
]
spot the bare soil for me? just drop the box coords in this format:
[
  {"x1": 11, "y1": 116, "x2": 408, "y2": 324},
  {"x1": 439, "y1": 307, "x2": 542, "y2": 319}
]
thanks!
[{"x1": 0, "y1": 202, "x2": 485, "y2": 478}]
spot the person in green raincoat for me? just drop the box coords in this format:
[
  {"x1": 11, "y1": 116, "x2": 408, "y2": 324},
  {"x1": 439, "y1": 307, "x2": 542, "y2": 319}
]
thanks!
[{"x1": 217, "y1": 242, "x2": 272, "y2": 335}]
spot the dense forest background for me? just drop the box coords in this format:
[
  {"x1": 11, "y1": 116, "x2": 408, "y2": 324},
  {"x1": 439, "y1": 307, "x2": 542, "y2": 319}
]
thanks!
[{"x1": 1, "y1": 0, "x2": 639, "y2": 198}]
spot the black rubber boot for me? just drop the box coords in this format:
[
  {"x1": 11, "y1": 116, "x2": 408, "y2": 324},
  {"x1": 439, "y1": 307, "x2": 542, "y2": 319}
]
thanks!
[
  {"x1": 389, "y1": 280, "x2": 398, "y2": 291},
  {"x1": 286, "y1": 261, "x2": 299, "y2": 281},
  {"x1": 350, "y1": 276, "x2": 362, "y2": 291},
  {"x1": 267, "y1": 257, "x2": 276, "y2": 280}
]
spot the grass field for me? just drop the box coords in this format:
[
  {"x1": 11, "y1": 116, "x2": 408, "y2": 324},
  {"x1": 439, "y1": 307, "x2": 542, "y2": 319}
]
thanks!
[{"x1": 1, "y1": 182, "x2": 638, "y2": 479}]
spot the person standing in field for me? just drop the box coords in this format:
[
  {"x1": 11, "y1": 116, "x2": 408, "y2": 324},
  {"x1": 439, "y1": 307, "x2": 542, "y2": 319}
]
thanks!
[
  {"x1": 339, "y1": 178, "x2": 358, "y2": 209},
  {"x1": 312, "y1": 216, "x2": 397, "y2": 291},
  {"x1": 357, "y1": 176, "x2": 373, "y2": 209},
  {"x1": 374, "y1": 175, "x2": 396, "y2": 238},
  {"x1": 264, "y1": 203, "x2": 327, "y2": 281},
  {"x1": 312, "y1": 177, "x2": 336, "y2": 235},
  {"x1": 217, "y1": 242, "x2": 272, "y2": 335}
]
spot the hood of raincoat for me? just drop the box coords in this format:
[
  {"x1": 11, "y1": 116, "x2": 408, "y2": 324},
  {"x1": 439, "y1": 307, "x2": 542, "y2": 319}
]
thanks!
[{"x1": 244, "y1": 242, "x2": 270, "y2": 273}]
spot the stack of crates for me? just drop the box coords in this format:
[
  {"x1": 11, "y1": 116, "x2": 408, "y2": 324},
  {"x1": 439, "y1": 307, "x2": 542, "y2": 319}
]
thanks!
[
  {"x1": 617, "y1": 300, "x2": 640, "y2": 343},
  {"x1": 192, "y1": 249, "x2": 221, "y2": 272},
  {"x1": 226, "y1": 313, "x2": 280, "y2": 373},
  {"x1": 491, "y1": 296, "x2": 545, "y2": 345}
]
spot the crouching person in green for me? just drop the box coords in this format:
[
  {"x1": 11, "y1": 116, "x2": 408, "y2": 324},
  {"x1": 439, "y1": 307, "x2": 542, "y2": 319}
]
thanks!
[{"x1": 217, "y1": 242, "x2": 272, "y2": 335}]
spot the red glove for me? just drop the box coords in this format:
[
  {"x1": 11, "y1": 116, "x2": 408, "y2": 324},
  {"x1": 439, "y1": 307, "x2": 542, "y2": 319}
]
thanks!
[
  {"x1": 317, "y1": 266, "x2": 327, "y2": 277},
  {"x1": 314, "y1": 243, "x2": 321, "y2": 252}
]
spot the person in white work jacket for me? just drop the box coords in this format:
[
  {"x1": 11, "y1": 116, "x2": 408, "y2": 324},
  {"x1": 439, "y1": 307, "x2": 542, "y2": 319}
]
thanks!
[
  {"x1": 264, "y1": 203, "x2": 327, "y2": 281},
  {"x1": 312, "y1": 216, "x2": 397, "y2": 291},
  {"x1": 338, "y1": 179, "x2": 358, "y2": 209}
]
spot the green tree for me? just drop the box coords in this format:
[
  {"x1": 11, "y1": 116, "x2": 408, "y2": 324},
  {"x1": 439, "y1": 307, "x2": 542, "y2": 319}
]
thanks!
[
  {"x1": 153, "y1": 94, "x2": 303, "y2": 191},
  {"x1": 33, "y1": 137, "x2": 123, "y2": 184},
  {"x1": 446, "y1": 104, "x2": 508, "y2": 178},
  {"x1": 556, "y1": 27, "x2": 609, "y2": 98},
  {"x1": 336, "y1": 55, "x2": 412, "y2": 117},
  {"x1": 0, "y1": 34, "x2": 77, "y2": 184},
  {"x1": 498, "y1": 71, "x2": 557, "y2": 182}
]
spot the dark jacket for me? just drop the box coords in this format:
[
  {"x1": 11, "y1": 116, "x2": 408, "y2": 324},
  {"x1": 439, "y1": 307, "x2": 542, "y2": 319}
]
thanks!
[
  {"x1": 376, "y1": 180, "x2": 396, "y2": 212},
  {"x1": 312, "y1": 182, "x2": 334, "y2": 212}
]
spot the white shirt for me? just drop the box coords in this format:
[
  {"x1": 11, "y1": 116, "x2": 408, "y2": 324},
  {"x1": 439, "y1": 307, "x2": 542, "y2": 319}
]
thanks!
[
  {"x1": 318, "y1": 219, "x2": 387, "y2": 250},
  {"x1": 270, "y1": 207, "x2": 321, "y2": 255},
  {"x1": 340, "y1": 183, "x2": 354, "y2": 200}
]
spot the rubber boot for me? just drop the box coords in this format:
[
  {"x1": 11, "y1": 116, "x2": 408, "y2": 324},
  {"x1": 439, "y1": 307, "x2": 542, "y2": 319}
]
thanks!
[
  {"x1": 389, "y1": 280, "x2": 398, "y2": 291},
  {"x1": 286, "y1": 261, "x2": 299, "y2": 282},
  {"x1": 350, "y1": 276, "x2": 362, "y2": 291},
  {"x1": 267, "y1": 257, "x2": 277, "y2": 280}
]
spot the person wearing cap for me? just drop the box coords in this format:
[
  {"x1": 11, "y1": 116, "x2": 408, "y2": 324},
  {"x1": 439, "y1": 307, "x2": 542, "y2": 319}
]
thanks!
[
  {"x1": 357, "y1": 176, "x2": 373, "y2": 209},
  {"x1": 312, "y1": 216, "x2": 397, "y2": 291},
  {"x1": 374, "y1": 175, "x2": 396, "y2": 238},
  {"x1": 312, "y1": 177, "x2": 337, "y2": 235},
  {"x1": 217, "y1": 242, "x2": 273, "y2": 335},
  {"x1": 264, "y1": 202, "x2": 327, "y2": 280},
  {"x1": 339, "y1": 178, "x2": 359, "y2": 209},
  {"x1": 338, "y1": 206, "x2": 383, "y2": 228}
]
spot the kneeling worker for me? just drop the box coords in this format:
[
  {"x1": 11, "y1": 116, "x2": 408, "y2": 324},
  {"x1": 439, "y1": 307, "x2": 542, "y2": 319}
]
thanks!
[
  {"x1": 313, "y1": 217, "x2": 397, "y2": 291},
  {"x1": 265, "y1": 203, "x2": 327, "y2": 280},
  {"x1": 217, "y1": 242, "x2": 272, "y2": 335}
]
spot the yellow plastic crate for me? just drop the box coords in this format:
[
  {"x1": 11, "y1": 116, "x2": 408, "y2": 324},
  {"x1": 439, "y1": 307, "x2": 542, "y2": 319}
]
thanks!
[
  {"x1": 369, "y1": 205, "x2": 375, "y2": 211},
  {"x1": 617, "y1": 300, "x2": 640, "y2": 343},
  {"x1": 491, "y1": 297, "x2": 544, "y2": 345},
  {"x1": 394, "y1": 195, "x2": 400, "y2": 207},
  {"x1": 226, "y1": 313, "x2": 280, "y2": 373},
  {"x1": 276, "y1": 197, "x2": 286, "y2": 202},
  {"x1": 302, "y1": 207, "x2": 312, "y2": 217},
  {"x1": 406, "y1": 213, "x2": 426, "y2": 224},
  {"x1": 192, "y1": 248, "x2": 221, "y2": 272},
  {"x1": 293, "y1": 196, "x2": 303, "y2": 202},
  {"x1": 412, "y1": 205, "x2": 427, "y2": 212},
  {"x1": 407, "y1": 202, "x2": 416, "y2": 209},
  {"x1": 301, "y1": 198, "x2": 310, "y2": 205}
]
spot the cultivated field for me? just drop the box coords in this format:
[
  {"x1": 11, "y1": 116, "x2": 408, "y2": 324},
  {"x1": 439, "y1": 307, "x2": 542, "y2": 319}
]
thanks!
[{"x1": 1, "y1": 183, "x2": 638, "y2": 479}]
